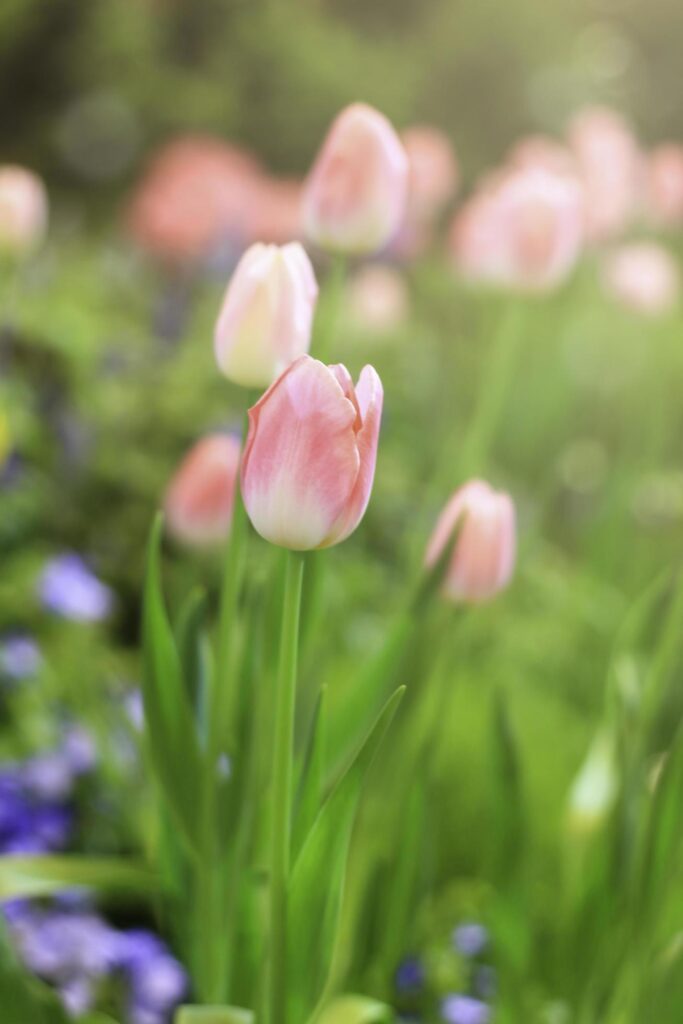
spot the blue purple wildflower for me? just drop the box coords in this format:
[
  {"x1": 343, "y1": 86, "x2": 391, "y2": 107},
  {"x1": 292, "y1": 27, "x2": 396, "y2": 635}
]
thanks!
[{"x1": 39, "y1": 553, "x2": 113, "y2": 622}]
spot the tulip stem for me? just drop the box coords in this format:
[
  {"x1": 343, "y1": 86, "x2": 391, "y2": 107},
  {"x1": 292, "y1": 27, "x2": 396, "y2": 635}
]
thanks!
[
  {"x1": 268, "y1": 550, "x2": 305, "y2": 1024},
  {"x1": 315, "y1": 255, "x2": 347, "y2": 363},
  {"x1": 458, "y1": 298, "x2": 526, "y2": 480}
]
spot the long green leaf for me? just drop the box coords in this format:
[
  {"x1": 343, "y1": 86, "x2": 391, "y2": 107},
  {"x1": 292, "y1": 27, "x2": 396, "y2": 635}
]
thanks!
[
  {"x1": 312, "y1": 995, "x2": 393, "y2": 1024},
  {"x1": 287, "y1": 687, "x2": 404, "y2": 1023},
  {"x1": 176, "y1": 1008, "x2": 254, "y2": 1024},
  {"x1": 142, "y1": 513, "x2": 203, "y2": 851},
  {"x1": 0, "y1": 855, "x2": 160, "y2": 901},
  {"x1": 293, "y1": 686, "x2": 328, "y2": 862}
]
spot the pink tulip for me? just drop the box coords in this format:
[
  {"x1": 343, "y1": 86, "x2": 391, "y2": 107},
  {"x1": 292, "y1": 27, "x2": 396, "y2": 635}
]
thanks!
[
  {"x1": 0, "y1": 166, "x2": 48, "y2": 255},
  {"x1": 647, "y1": 144, "x2": 683, "y2": 227},
  {"x1": 567, "y1": 106, "x2": 643, "y2": 241},
  {"x1": 241, "y1": 355, "x2": 383, "y2": 549},
  {"x1": 302, "y1": 103, "x2": 409, "y2": 255},
  {"x1": 346, "y1": 263, "x2": 409, "y2": 335},
  {"x1": 508, "y1": 134, "x2": 576, "y2": 176},
  {"x1": 214, "y1": 242, "x2": 318, "y2": 388},
  {"x1": 126, "y1": 135, "x2": 262, "y2": 264},
  {"x1": 425, "y1": 480, "x2": 516, "y2": 604},
  {"x1": 245, "y1": 176, "x2": 303, "y2": 246},
  {"x1": 165, "y1": 434, "x2": 241, "y2": 548},
  {"x1": 450, "y1": 166, "x2": 584, "y2": 292},
  {"x1": 602, "y1": 243, "x2": 679, "y2": 316},
  {"x1": 402, "y1": 125, "x2": 459, "y2": 223}
]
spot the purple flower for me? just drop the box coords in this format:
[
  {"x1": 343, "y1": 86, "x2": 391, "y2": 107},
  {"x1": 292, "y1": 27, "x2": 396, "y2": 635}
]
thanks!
[
  {"x1": 130, "y1": 953, "x2": 188, "y2": 1010},
  {"x1": 39, "y1": 554, "x2": 113, "y2": 622},
  {"x1": 453, "y1": 922, "x2": 488, "y2": 958},
  {"x1": 441, "y1": 994, "x2": 491, "y2": 1024},
  {"x1": 61, "y1": 726, "x2": 98, "y2": 776},
  {"x1": 0, "y1": 635, "x2": 42, "y2": 680},
  {"x1": 395, "y1": 955, "x2": 424, "y2": 993},
  {"x1": 22, "y1": 752, "x2": 74, "y2": 802}
]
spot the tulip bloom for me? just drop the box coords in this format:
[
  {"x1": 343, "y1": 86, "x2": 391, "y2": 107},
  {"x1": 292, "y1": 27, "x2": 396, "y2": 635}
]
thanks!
[
  {"x1": 214, "y1": 242, "x2": 318, "y2": 388},
  {"x1": 567, "y1": 106, "x2": 643, "y2": 241},
  {"x1": 0, "y1": 166, "x2": 48, "y2": 255},
  {"x1": 346, "y1": 264, "x2": 409, "y2": 335},
  {"x1": 425, "y1": 480, "x2": 516, "y2": 604},
  {"x1": 302, "y1": 103, "x2": 409, "y2": 255},
  {"x1": 602, "y1": 242, "x2": 679, "y2": 316},
  {"x1": 450, "y1": 167, "x2": 584, "y2": 293},
  {"x1": 164, "y1": 434, "x2": 241, "y2": 548},
  {"x1": 647, "y1": 144, "x2": 683, "y2": 227},
  {"x1": 241, "y1": 355, "x2": 383, "y2": 549}
]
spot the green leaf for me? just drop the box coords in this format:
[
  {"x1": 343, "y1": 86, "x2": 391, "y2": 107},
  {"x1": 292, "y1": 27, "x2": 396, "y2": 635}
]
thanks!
[
  {"x1": 0, "y1": 855, "x2": 160, "y2": 901},
  {"x1": 176, "y1": 586, "x2": 211, "y2": 719},
  {"x1": 175, "y1": 1008, "x2": 254, "y2": 1024},
  {"x1": 142, "y1": 513, "x2": 203, "y2": 851},
  {"x1": 288, "y1": 687, "x2": 405, "y2": 1023},
  {"x1": 312, "y1": 995, "x2": 393, "y2": 1024},
  {"x1": 489, "y1": 686, "x2": 526, "y2": 877},
  {"x1": 293, "y1": 686, "x2": 328, "y2": 862}
]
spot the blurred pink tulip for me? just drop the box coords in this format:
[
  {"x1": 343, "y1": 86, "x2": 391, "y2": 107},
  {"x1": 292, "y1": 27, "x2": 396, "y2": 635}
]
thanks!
[
  {"x1": 241, "y1": 355, "x2": 383, "y2": 549},
  {"x1": 450, "y1": 166, "x2": 584, "y2": 292},
  {"x1": 245, "y1": 177, "x2": 303, "y2": 245},
  {"x1": 402, "y1": 125, "x2": 459, "y2": 223},
  {"x1": 126, "y1": 135, "x2": 262, "y2": 264},
  {"x1": 568, "y1": 106, "x2": 643, "y2": 241},
  {"x1": 425, "y1": 480, "x2": 516, "y2": 604},
  {"x1": 302, "y1": 103, "x2": 409, "y2": 254},
  {"x1": 214, "y1": 242, "x2": 318, "y2": 388},
  {"x1": 165, "y1": 434, "x2": 241, "y2": 548},
  {"x1": 602, "y1": 243, "x2": 679, "y2": 316},
  {"x1": 346, "y1": 263, "x2": 409, "y2": 335},
  {"x1": 0, "y1": 166, "x2": 48, "y2": 255},
  {"x1": 647, "y1": 144, "x2": 683, "y2": 227},
  {"x1": 508, "y1": 134, "x2": 576, "y2": 176}
]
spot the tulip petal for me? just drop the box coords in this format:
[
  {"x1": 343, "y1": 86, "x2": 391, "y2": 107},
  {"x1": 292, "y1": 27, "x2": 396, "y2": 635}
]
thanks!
[
  {"x1": 323, "y1": 365, "x2": 383, "y2": 546},
  {"x1": 241, "y1": 357, "x2": 361, "y2": 549}
]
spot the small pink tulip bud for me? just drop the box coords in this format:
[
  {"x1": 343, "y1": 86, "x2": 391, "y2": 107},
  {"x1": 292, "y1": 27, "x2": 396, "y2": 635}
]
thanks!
[
  {"x1": 214, "y1": 242, "x2": 318, "y2": 388},
  {"x1": 164, "y1": 434, "x2": 241, "y2": 548},
  {"x1": 450, "y1": 167, "x2": 584, "y2": 293},
  {"x1": 302, "y1": 103, "x2": 409, "y2": 255},
  {"x1": 602, "y1": 243, "x2": 679, "y2": 316},
  {"x1": 425, "y1": 480, "x2": 516, "y2": 604},
  {"x1": 402, "y1": 125, "x2": 459, "y2": 224},
  {"x1": 0, "y1": 166, "x2": 48, "y2": 255},
  {"x1": 647, "y1": 144, "x2": 683, "y2": 227},
  {"x1": 346, "y1": 264, "x2": 409, "y2": 336},
  {"x1": 567, "y1": 106, "x2": 643, "y2": 241},
  {"x1": 241, "y1": 355, "x2": 383, "y2": 550}
]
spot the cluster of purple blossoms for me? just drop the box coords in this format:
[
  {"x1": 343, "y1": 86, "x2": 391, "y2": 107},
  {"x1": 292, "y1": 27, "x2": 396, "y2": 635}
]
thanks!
[
  {"x1": 39, "y1": 553, "x2": 114, "y2": 622},
  {"x1": 395, "y1": 920, "x2": 495, "y2": 1024},
  {"x1": 4, "y1": 900, "x2": 188, "y2": 1023},
  {"x1": 0, "y1": 733, "x2": 187, "y2": 1022}
]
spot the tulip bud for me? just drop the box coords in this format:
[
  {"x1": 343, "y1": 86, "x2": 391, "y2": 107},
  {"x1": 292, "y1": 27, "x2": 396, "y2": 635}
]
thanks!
[
  {"x1": 302, "y1": 103, "x2": 409, "y2": 255},
  {"x1": 567, "y1": 105, "x2": 643, "y2": 241},
  {"x1": 0, "y1": 166, "x2": 48, "y2": 255},
  {"x1": 450, "y1": 167, "x2": 584, "y2": 293},
  {"x1": 566, "y1": 729, "x2": 617, "y2": 836},
  {"x1": 648, "y1": 144, "x2": 683, "y2": 227},
  {"x1": 425, "y1": 480, "x2": 516, "y2": 604},
  {"x1": 602, "y1": 243, "x2": 679, "y2": 316},
  {"x1": 164, "y1": 434, "x2": 241, "y2": 548},
  {"x1": 214, "y1": 242, "x2": 318, "y2": 388},
  {"x1": 241, "y1": 355, "x2": 383, "y2": 550}
]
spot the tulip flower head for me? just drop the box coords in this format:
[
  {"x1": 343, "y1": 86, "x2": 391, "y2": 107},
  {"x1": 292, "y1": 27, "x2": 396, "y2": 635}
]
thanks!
[
  {"x1": 602, "y1": 243, "x2": 679, "y2": 316},
  {"x1": 346, "y1": 263, "x2": 409, "y2": 336},
  {"x1": 451, "y1": 167, "x2": 584, "y2": 293},
  {"x1": 0, "y1": 166, "x2": 48, "y2": 256},
  {"x1": 426, "y1": 480, "x2": 516, "y2": 604},
  {"x1": 164, "y1": 434, "x2": 241, "y2": 548},
  {"x1": 214, "y1": 242, "x2": 318, "y2": 388},
  {"x1": 402, "y1": 124, "x2": 459, "y2": 224},
  {"x1": 648, "y1": 144, "x2": 683, "y2": 227},
  {"x1": 302, "y1": 103, "x2": 409, "y2": 254},
  {"x1": 568, "y1": 106, "x2": 643, "y2": 241},
  {"x1": 241, "y1": 355, "x2": 383, "y2": 550}
]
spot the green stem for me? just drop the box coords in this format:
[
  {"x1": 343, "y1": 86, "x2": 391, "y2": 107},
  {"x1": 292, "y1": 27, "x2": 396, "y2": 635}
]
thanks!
[
  {"x1": 315, "y1": 255, "x2": 347, "y2": 364},
  {"x1": 268, "y1": 551, "x2": 305, "y2": 1024},
  {"x1": 457, "y1": 298, "x2": 526, "y2": 480}
]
